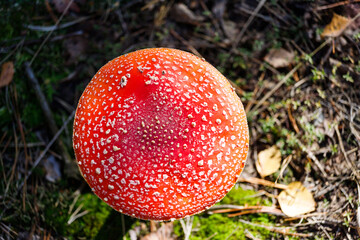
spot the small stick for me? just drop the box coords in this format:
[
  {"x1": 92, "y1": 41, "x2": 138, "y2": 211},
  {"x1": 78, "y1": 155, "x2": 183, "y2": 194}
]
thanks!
[
  {"x1": 45, "y1": 0, "x2": 58, "y2": 23},
  {"x1": 287, "y1": 105, "x2": 299, "y2": 133},
  {"x1": 244, "y1": 229, "x2": 260, "y2": 240},
  {"x1": 169, "y1": 29, "x2": 202, "y2": 58},
  {"x1": 316, "y1": 0, "x2": 360, "y2": 11},
  {"x1": 228, "y1": 207, "x2": 283, "y2": 217},
  {"x1": 115, "y1": 9, "x2": 128, "y2": 34},
  {"x1": 251, "y1": 62, "x2": 302, "y2": 113},
  {"x1": 2, "y1": 31, "x2": 83, "y2": 54},
  {"x1": 67, "y1": 203, "x2": 89, "y2": 225},
  {"x1": 224, "y1": 225, "x2": 239, "y2": 240},
  {"x1": 210, "y1": 205, "x2": 283, "y2": 217},
  {"x1": 25, "y1": 62, "x2": 58, "y2": 135},
  {"x1": 210, "y1": 205, "x2": 268, "y2": 214},
  {"x1": 250, "y1": 38, "x2": 332, "y2": 114},
  {"x1": 26, "y1": 16, "x2": 90, "y2": 32},
  {"x1": 232, "y1": 0, "x2": 267, "y2": 50},
  {"x1": 17, "y1": 110, "x2": 76, "y2": 191},
  {"x1": 24, "y1": 62, "x2": 76, "y2": 178},
  {"x1": 238, "y1": 176, "x2": 288, "y2": 189},
  {"x1": 284, "y1": 212, "x2": 327, "y2": 221},
  {"x1": 245, "y1": 81, "x2": 261, "y2": 113},
  {"x1": 335, "y1": 125, "x2": 360, "y2": 179},
  {"x1": 0, "y1": 222, "x2": 18, "y2": 238},
  {"x1": 298, "y1": 141, "x2": 328, "y2": 178},
  {"x1": 239, "y1": 219, "x2": 312, "y2": 238},
  {"x1": 29, "y1": 0, "x2": 74, "y2": 65}
]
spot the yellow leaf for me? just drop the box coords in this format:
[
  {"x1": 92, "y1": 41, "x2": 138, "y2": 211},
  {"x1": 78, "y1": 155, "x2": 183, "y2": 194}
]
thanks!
[
  {"x1": 321, "y1": 13, "x2": 350, "y2": 38},
  {"x1": 278, "y1": 182, "x2": 316, "y2": 217},
  {"x1": 0, "y1": 62, "x2": 14, "y2": 88},
  {"x1": 256, "y1": 146, "x2": 281, "y2": 178}
]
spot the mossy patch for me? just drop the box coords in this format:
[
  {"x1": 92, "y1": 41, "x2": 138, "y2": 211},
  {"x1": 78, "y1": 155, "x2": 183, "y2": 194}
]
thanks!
[
  {"x1": 174, "y1": 185, "x2": 277, "y2": 240},
  {"x1": 44, "y1": 192, "x2": 112, "y2": 239},
  {"x1": 221, "y1": 185, "x2": 272, "y2": 206}
]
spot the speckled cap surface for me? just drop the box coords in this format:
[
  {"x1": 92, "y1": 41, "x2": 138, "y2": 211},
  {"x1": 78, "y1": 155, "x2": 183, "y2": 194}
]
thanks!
[{"x1": 73, "y1": 48, "x2": 249, "y2": 220}]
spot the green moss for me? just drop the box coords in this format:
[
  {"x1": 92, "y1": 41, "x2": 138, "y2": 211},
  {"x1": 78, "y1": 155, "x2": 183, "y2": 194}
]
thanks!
[
  {"x1": 221, "y1": 186, "x2": 271, "y2": 206},
  {"x1": 174, "y1": 185, "x2": 277, "y2": 240},
  {"x1": 0, "y1": 106, "x2": 12, "y2": 130},
  {"x1": 44, "y1": 193, "x2": 112, "y2": 239},
  {"x1": 22, "y1": 102, "x2": 43, "y2": 127},
  {"x1": 2, "y1": 183, "x2": 114, "y2": 239},
  {"x1": 174, "y1": 214, "x2": 275, "y2": 240},
  {"x1": 70, "y1": 194, "x2": 112, "y2": 238},
  {"x1": 192, "y1": 214, "x2": 246, "y2": 240}
]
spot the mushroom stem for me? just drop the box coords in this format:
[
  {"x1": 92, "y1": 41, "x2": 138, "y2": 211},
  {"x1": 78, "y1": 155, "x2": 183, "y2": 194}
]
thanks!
[
  {"x1": 150, "y1": 220, "x2": 157, "y2": 232},
  {"x1": 179, "y1": 216, "x2": 194, "y2": 240}
]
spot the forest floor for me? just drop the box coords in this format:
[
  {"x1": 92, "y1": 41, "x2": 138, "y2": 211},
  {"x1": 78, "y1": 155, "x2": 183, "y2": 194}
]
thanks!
[{"x1": 1, "y1": 1, "x2": 360, "y2": 239}]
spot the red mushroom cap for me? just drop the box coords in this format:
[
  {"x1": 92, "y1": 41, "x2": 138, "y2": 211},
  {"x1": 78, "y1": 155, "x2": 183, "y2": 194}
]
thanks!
[{"x1": 73, "y1": 48, "x2": 249, "y2": 221}]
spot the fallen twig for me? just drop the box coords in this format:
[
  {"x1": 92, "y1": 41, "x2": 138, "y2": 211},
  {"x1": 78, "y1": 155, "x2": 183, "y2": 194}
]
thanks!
[
  {"x1": 170, "y1": 29, "x2": 202, "y2": 58},
  {"x1": 316, "y1": 0, "x2": 360, "y2": 11},
  {"x1": 210, "y1": 205, "x2": 283, "y2": 217},
  {"x1": 228, "y1": 207, "x2": 283, "y2": 217},
  {"x1": 244, "y1": 229, "x2": 260, "y2": 240},
  {"x1": 0, "y1": 222, "x2": 18, "y2": 238},
  {"x1": 24, "y1": 62, "x2": 76, "y2": 178},
  {"x1": 25, "y1": 62, "x2": 60, "y2": 136},
  {"x1": 29, "y1": 0, "x2": 75, "y2": 65},
  {"x1": 335, "y1": 124, "x2": 360, "y2": 179},
  {"x1": 232, "y1": 0, "x2": 267, "y2": 50},
  {"x1": 284, "y1": 212, "x2": 328, "y2": 221},
  {"x1": 239, "y1": 219, "x2": 313, "y2": 238},
  {"x1": 0, "y1": 31, "x2": 83, "y2": 54},
  {"x1": 67, "y1": 203, "x2": 89, "y2": 225},
  {"x1": 238, "y1": 176, "x2": 288, "y2": 189},
  {"x1": 298, "y1": 141, "x2": 328, "y2": 178},
  {"x1": 250, "y1": 38, "x2": 332, "y2": 114},
  {"x1": 25, "y1": 16, "x2": 91, "y2": 32},
  {"x1": 17, "y1": 110, "x2": 75, "y2": 192}
]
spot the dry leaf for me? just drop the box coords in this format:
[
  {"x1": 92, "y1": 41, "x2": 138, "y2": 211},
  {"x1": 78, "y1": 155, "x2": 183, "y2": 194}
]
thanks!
[
  {"x1": 264, "y1": 48, "x2": 295, "y2": 68},
  {"x1": 278, "y1": 182, "x2": 316, "y2": 217},
  {"x1": 0, "y1": 62, "x2": 15, "y2": 88},
  {"x1": 53, "y1": 0, "x2": 80, "y2": 14},
  {"x1": 223, "y1": 20, "x2": 238, "y2": 41},
  {"x1": 63, "y1": 36, "x2": 87, "y2": 64},
  {"x1": 321, "y1": 13, "x2": 350, "y2": 38},
  {"x1": 171, "y1": 3, "x2": 205, "y2": 25},
  {"x1": 256, "y1": 146, "x2": 281, "y2": 178}
]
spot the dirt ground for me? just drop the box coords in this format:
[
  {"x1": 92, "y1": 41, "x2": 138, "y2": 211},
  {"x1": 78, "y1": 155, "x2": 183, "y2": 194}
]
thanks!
[{"x1": 1, "y1": 0, "x2": 360, "y2": 239}]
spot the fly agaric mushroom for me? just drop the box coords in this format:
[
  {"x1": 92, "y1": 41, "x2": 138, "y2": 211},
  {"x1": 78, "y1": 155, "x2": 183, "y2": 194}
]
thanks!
[{"x1": 73, "y1": 48, "x2": 249, "y2": 221}]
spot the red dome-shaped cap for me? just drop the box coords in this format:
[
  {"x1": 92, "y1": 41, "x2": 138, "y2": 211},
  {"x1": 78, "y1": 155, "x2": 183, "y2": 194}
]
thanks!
[{"x1": 73, "y1": 48, "x2": 249, "y2": 221}]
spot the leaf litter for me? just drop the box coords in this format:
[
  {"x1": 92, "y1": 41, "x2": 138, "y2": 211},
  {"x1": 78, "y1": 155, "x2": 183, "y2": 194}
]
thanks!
[
  {"x1": 278, "y1": 182, "x2": 316, "y2": 217},
  {"x1": 0, "y1": 62, "x2": 14, "y2": 88},
  {"x1": 256, "y1": 145, "x2": 282, "y2": 178}
]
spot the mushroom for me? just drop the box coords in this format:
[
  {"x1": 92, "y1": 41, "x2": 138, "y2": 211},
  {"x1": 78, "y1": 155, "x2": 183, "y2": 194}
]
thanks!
[{"x1": 73, "y1": 48, "x2": 249, "y2": 221}]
